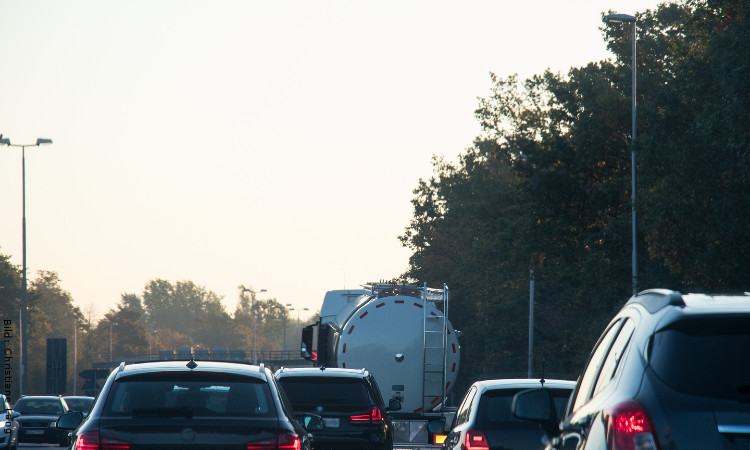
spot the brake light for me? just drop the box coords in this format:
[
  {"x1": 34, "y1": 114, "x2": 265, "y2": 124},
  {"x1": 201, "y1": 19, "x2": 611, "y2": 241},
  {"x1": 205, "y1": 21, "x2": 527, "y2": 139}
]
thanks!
[
  {"x1": 75, "y1": 431, "x2": 131, "y2": 450},
  {"x1": 604, "y1": 400, "x2": 659, "y2": 450},
  {"x1": 247, "y1": 433, "x2": 301, "y2": 450},
  {"x1": 463, "y1": 430, "x2": 489, "y2": 450},
  {"x1": 348, "y1": 407, "x2": 382, "y2": 423},
  {"x1": 277, "y1": 432, "x2": 302, "y2": 450}
]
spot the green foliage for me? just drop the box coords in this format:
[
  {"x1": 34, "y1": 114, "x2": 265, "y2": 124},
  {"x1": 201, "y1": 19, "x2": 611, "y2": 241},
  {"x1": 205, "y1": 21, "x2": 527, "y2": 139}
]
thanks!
[{"x1": 402, "y1": 0, "x2": 750, "y2": 394}]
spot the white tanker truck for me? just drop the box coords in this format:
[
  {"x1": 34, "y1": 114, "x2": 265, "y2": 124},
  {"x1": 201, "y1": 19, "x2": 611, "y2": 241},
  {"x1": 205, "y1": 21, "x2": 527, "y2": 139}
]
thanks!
[{"x1": 300, "y1": 282, "x2": 460, "y2": 450}]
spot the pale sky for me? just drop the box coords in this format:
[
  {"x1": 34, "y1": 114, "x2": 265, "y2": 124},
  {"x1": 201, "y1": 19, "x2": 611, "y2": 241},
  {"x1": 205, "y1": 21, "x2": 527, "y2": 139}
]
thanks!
[{"x1": 1, "y1": 0, "x2": 665, "y2": 322}]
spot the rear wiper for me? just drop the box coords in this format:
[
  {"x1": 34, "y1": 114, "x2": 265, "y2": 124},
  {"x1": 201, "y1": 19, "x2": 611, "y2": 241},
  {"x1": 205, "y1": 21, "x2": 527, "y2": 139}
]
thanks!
[{"x1": 132, "y1": 407, "x2": 194, "y2": 418}]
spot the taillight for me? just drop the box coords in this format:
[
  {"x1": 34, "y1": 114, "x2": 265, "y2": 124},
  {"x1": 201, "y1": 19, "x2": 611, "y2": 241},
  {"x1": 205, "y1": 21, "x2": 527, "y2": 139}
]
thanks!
[
  {"x1": 463, "y1": 429, "x2": 489, "y2": 450},
  {"x1": 604, "y1": 400, "x2": 659, "y2": 450},
  {"x1": 75, "y1": 431, "x2": 131, "y2": 450},
  {"x1": 277, "y1": 433, "x2": 301, "y2": 450},
  {"x1": 247, "y1": 433, "x2": 301, "y2": 450},
  {"x1": 348, "y1": 407, "x2": 382, "y2": 423}
]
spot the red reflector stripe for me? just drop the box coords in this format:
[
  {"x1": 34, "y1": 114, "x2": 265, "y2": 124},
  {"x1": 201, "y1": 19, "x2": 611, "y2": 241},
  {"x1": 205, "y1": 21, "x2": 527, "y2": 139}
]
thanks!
[
  {"x1": 360, "y1": 311, "x2": 368, "y2": 319},
  {"x1": 395, "y1": 300, "x2": 404, "y2": 304},
  {"x1": 446, "y1": 381, "x2": 451, "y2": 388},
  {"x1": 431, "y1": 397, "x2": 439, "y2": 404},
  {"x1": 452, "y1": 362, "x2": 456, "y2": 372},
  {"x1": 348, "y1": 326, "x2": 354, "y2": 334},
  {"x1": 342, "y1": 362, "x2": 346, "y2": 368},
  {"x1": 431, "y1": 311, "x2": 437, "y2": 316},
  {"x1": 342, "y1": 343, "x2": 346, "y2": 353},
  {"x1": 413, "y1": 302, "x2": 423, "y2": 308},
  {"x1": 376, "y1": 302, "x2": 386, "y2": 308},
  {"x1": 452, "y1": 343, "x2": 456, "y2": 352}
]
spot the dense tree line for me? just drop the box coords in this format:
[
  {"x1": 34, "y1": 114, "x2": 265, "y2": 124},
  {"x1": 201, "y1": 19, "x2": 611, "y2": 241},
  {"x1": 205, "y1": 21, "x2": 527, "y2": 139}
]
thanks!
[
  {"x1": 400, "y1": 0, "x2": 750, "y2": 396},
  {"x1": 0, "y1": 254, "x2": 307, "y2": 398}
]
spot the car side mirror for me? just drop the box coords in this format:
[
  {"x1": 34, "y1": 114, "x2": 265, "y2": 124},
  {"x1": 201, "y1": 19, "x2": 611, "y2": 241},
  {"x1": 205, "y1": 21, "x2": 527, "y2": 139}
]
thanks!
[
  {"x1": 302, "y1": 414, "x2": 324, "y2": 432},
  {"x1": 387, "y1": 398, "x2": 402, "y2": 412},
  {"x1": 512, "y1": 388, "x2": 560, "y2": 438},
  {"x1": 57, "y1": 411, "x2": 84, "y2": 430},
  {"x1": 10, "y1": 411, "x2": 20, "y2": 419},
  {"x1": 427, "y1": 419, "x2": 446, "y2": 435}
]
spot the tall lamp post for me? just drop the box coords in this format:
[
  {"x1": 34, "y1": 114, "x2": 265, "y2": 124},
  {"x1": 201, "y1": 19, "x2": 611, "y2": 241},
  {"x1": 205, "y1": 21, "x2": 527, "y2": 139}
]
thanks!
[
  {"x1": 605, "y1": 13, "x2": 638, "y2": 295},
  {"x1": 1, "y1": 136, "x2": 53, "y2": 396},
  {"x1": 286, "y1": 306, "x2": 309, "y2": 356},
  {"x1": 109, "y1": 322, "x2": 118, "y2": 362},
  {"x1": 283, "y1": 304, "x2": 292, "y2": 354},
  {"x1": 243, "y1": 288, "x2": 266, "y2": 364}
]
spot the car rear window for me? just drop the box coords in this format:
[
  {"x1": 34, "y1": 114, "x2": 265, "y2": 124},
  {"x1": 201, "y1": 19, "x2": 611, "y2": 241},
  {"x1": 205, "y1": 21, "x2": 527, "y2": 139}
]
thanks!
[
  {"x1": 649, "y1": 316, "x2": 750, "y2": 400},
  {"x1": 477, "y1": 388, "x2": 572, "y2": 427},
  {"x1": 103, "y1": 372, "x2": 275, "y2": 417},
  {"x1": 278, "y1": 377, "x2": 372, "y2": 410}
]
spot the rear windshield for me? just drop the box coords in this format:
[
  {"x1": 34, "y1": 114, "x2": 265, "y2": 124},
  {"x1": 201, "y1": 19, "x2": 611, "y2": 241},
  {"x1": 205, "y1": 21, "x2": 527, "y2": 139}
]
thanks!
[
  {"x1": 65, "y1": 398, "x2": 93, "y2": 412},
  {"x1": 477, "y1": 388, "x2": 572, "y2": 427},
  {"x1": 102, "y1": 372, "x2": 275, "y2": 417},
  {"x1": 278, "y1": 377, "x2": 371, "y2": 410},
  {"x1": 649, "y1": 316, "x2": 750, "y2": 400}
]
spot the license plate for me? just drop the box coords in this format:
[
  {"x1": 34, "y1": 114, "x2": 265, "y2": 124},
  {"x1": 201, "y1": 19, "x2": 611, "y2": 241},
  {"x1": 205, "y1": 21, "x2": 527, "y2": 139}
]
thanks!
[
  {"x1": 25, "y1": 430, "x2": 44, "y2": 435},
  {"x1": 323, "y1": 418, "x2": 339, "y2": 428}
]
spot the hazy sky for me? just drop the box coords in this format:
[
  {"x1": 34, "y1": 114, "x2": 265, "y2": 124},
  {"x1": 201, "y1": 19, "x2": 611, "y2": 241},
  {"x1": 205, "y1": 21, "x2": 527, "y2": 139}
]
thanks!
[{"x1": 1, "y1": 0, "x2": 664, "y2": 321}]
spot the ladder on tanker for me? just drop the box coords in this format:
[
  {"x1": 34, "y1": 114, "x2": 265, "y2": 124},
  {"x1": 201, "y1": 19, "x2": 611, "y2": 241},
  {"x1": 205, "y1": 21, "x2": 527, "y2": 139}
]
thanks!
[{"x1": 422, "y1": 283, "x2": 448, "y2": 412}]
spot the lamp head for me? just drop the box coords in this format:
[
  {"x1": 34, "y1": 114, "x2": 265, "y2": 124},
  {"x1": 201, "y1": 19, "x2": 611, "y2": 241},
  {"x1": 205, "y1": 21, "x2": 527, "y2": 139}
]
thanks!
[
  {"x1": 606, "y1": 13, "x2": 637, "y2": 23},
  {"x1": 0, "y1": 137, "x2": 10, "y2": 145},
  {"x1": 36, "y1": 138, "x2": 53, "y2": 146}
]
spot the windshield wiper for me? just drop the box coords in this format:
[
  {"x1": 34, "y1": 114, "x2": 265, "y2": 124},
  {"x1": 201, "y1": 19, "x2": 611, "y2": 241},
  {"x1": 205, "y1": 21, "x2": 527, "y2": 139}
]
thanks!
[{"x1": 132, "y1": 407, "x2": 194, "y2": 418}]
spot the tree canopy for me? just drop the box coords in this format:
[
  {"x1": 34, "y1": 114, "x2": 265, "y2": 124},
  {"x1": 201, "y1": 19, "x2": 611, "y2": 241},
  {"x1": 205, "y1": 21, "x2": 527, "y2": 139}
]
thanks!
[{"x1": 401, "y1": 0, "x2": 750, "y2": 393}]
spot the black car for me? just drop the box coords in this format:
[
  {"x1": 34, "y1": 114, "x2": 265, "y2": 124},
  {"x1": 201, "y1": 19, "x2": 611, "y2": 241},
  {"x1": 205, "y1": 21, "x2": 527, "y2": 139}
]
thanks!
[
  {"x1": 62, "y1": 396, "x2": 95, "y2": 417},
  {"x1": 443, "y1": 379, "x2": 575, "y2": 450},
  {"x1": 8, "y1": 395, "x2": 70, "y2": 448},
  {"x1": 57, "y1": 359, "x2": 322, "y2": 450},
  {"x1": 275, "y1": 367, "x2": 395, "y2": 450},
  {"x1": 513, "y1": 289, "x2": 750, "y2": 449}
]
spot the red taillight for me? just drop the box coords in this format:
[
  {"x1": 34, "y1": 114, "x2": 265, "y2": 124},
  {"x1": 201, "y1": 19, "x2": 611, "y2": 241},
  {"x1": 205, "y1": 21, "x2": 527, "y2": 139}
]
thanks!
[
  {"x1": 277, "y1": 433, "x2": 301, "y2": 450},
  {"x1": 463, "y1": 430, "x2": 489, "y2": 450},
  {"x1": 75, "y1": 431, "x2": 131, "y2": 450},
  {"x1": 247, "y1": 433, "x2": 301, "y2": 450},
  {"x1": 348, "y1": 407, "x2": 382, "y2": 423},
  {"x1": 605, "y1": 400, "x2": 659, "y2": 450}
]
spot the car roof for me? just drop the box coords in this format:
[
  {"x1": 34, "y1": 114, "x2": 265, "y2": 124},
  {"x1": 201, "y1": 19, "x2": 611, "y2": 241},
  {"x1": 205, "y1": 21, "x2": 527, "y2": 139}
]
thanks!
[
  {"x1": 626, "y1": 289, "x2": 750, "y2": 314},
  {"x1": 113, "y1": 360, "x2": 269, "y2": 381},
  {"x1": 275, "y1": 367, "x2": 369, "y2": 379},
  {"x1": 470, "y1": 378, "x2": 577, "y2": 393}
]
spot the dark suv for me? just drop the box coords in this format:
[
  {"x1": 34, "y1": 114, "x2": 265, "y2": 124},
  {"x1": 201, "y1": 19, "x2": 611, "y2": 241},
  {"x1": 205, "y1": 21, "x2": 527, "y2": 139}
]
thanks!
[
  {"x1": 57, "y1": 360, "x2": 322, "y2": 450},
  {"x1": 275, "y1": 367, "x2": 395, "y2": 450},
  {"x1": 513, "y1": 289, "x2": 750, "y2": 449}
]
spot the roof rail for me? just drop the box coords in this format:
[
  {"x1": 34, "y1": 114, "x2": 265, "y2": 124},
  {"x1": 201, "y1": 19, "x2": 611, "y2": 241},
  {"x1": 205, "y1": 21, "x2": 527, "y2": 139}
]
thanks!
[
  {"x1": 117, "y1": 362, "x2": 126, "y2": 373},
  {"x1": 627, "y1": 289, "x2": 685, "y2": 313}
]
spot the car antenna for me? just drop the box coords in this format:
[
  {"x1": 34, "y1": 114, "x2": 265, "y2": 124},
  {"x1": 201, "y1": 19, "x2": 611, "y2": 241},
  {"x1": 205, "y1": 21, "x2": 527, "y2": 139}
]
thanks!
[
  {"x1": 539, "y1": 360, "x2": 546, "y2": 387},
  {"x1": 186, "y1": 358, "x2": 198, "y2": 370}
]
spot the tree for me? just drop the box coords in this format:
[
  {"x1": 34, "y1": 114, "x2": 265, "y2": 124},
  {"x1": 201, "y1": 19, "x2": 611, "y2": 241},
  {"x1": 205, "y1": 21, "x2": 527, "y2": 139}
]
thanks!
[{"x1": 401, "y1": 0, "x2": 750, "y2": 392}]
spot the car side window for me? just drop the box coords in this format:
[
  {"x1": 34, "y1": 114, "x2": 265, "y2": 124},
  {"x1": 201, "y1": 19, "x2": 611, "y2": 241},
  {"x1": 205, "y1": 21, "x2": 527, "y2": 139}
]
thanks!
[
  {"x1": 454, "y1": 386, "x2": 477, "y2": 426},
  {"x1": 593, "y1": 318, "x2": 636, "y2": 397},
  {"x1": 571, "y1": 319, "x2": 623, "y2": 412}
]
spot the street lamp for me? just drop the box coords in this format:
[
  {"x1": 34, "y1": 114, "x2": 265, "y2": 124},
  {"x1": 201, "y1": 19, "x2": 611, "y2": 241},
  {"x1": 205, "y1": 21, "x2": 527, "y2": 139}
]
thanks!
[
  {"x1": 286, "y1": 305, "x2": 308, "y2": 357},
  {"x1": 283, "y1": 304, "x2": 293, "y2": 353},
  {"x1": 243, "y1": 288, "x2": 266, "y2": 364},
  {"x1": 605, "y1": 12, "x2": 638, "y2": 295},
  {"x1": 109, "y1": 322, "x2": 118, "y2": 362},
  {"x1": 1, "y1": 135, "x2": 53, "y2": 396}
]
